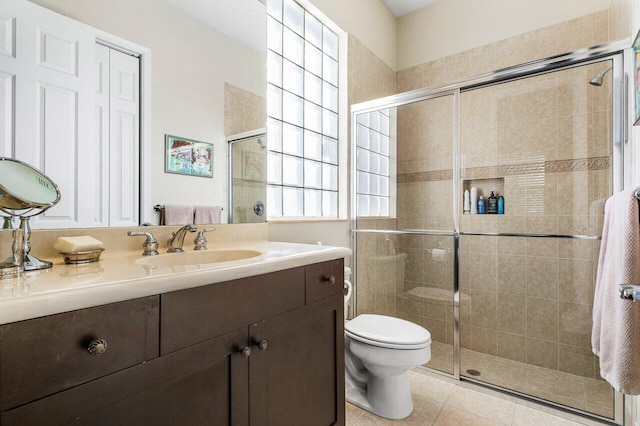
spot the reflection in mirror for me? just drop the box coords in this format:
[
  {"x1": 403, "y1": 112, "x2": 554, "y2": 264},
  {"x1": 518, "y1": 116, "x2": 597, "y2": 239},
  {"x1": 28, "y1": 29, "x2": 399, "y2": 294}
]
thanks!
[
  {"x1": 1, "y1": 0, "x2": 266, "y2": 228},
  {"x1": 228, "y1": 131, "x2": 267, "y2": 224}
]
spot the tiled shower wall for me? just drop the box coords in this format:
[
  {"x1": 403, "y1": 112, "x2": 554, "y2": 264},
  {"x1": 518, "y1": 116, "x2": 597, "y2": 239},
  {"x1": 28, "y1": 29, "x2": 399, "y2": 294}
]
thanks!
[
  {"x1": 389, "y1": 12, "x2": 613, "y2": 381},
  {"x1": 354, "y1": 4, "x2": 629, "y2": 379}
]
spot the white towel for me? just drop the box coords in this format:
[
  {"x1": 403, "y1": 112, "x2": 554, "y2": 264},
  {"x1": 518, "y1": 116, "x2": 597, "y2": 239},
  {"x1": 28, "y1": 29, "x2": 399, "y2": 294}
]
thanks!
[
  {"x1": 194, "y1": 206, "x2": 223, "y2": 224},
  {"x1": 164, "y1": 205, "x2": 194, "y2": 226},
  {"x1": 592, "y1": 187, "x2": 640, "y2": 394}
]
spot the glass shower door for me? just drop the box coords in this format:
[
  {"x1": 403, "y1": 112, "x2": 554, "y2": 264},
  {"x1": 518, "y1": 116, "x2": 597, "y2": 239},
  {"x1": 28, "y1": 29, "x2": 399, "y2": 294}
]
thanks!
[
  {"x1": 228, "y1": 134, "x2": 268, "y2": 223},
  {"x1": 458, "y1": 59, "x2": 616, "y2": 419},
  {"x1": 353, "y1": 92, "x2": 457, "y2": 375}
]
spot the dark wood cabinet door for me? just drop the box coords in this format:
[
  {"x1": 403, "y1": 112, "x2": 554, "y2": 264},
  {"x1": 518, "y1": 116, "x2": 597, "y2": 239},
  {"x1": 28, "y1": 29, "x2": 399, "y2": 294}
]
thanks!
[
  {"x1": 249, "y1": 294, "x2": 345, "y2": 426},
  {"x1": 1, "y1": 327, "x2": 249, "y2": 426}
]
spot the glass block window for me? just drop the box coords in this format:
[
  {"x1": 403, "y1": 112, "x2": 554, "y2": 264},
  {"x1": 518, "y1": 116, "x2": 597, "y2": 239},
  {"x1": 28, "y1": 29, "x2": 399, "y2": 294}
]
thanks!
[
  {"x1": 355, "y1": 109, "x2": 392, "y2": 217},
  {"x1": 267, "y1": 0, "x2": 339, "y2": 218}
]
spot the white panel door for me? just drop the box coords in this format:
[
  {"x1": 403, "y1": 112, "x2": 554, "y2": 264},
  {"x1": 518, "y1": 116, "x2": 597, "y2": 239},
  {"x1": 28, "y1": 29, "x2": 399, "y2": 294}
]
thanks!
[
  {"x1": 108, "y1": 49, "x2": 139, "y2": 227},
  {"x1": 0, "y1": 0, "x2": 97, "y2": 228},
  {"x1": 94, "y1": 43, "x2": 110, "y2": 226}
]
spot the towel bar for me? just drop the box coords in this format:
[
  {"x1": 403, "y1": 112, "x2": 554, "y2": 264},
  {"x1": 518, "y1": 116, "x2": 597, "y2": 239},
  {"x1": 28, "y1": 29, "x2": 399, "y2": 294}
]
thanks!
[{"x1": 619, "y1": 284, "x2": 640, "y2": 301}]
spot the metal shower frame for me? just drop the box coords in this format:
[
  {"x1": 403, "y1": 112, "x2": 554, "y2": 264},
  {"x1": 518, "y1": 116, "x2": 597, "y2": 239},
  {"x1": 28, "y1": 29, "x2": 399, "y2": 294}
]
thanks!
[{"x1": 350, "y1": 39, "x2": 632, "y2": 425}]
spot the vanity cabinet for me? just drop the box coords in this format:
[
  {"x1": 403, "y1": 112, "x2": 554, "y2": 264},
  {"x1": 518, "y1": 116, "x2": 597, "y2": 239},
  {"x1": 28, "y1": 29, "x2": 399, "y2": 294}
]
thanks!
[{"x1": 0, "y1": 259, "x2": 345, "y2": 425}]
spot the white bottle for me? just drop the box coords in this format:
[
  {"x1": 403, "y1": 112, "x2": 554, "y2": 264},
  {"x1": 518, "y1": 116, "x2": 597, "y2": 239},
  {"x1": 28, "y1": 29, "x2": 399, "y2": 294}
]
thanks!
[
  {"x1": 470, "y1": 187, "x2": 478, "y2": 214},
  {"x1": 463, "y1": 190, "x2": 470, "y2": 214}
]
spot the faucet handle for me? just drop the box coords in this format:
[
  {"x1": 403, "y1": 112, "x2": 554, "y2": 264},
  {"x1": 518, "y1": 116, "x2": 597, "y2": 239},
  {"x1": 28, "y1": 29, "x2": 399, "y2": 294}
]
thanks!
[
  {"x1": 193, "y1": 227, "x2": 216, "y2": 251},
  {"x1": 127, "y1": 231, "x2": 159, "y2": 256}
]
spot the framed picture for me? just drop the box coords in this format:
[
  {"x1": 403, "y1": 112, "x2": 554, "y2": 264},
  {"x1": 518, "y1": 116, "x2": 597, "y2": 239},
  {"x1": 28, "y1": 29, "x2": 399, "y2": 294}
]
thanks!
[
  {"x1": 242, "y1": 150, "x2": 265, "y2": 181},
  {"x1": 165, "y1": 135, "x2": 213, "y2": 178},
  {"x1": 634, "y1": 30, "x2": 640, "y2": 126}
]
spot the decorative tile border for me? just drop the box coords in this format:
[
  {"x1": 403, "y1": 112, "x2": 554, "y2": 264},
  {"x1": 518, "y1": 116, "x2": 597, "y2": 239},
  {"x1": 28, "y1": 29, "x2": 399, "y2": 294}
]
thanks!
[{"x1": 398, "y1": 156, "x2": 610, "y2": 183}]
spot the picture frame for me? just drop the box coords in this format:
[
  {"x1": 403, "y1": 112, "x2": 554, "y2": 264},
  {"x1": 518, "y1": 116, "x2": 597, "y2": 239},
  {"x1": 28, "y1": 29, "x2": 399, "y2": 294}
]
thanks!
[
  {"x1": 634, "y1": 29, "x2": 640, "y2": 126},
  {"x1": 242, "y1": 150, "x2": 265, "y2": 182},
  {"x1": 165, "y1": 135, "x2": 214, "y2": 178}
]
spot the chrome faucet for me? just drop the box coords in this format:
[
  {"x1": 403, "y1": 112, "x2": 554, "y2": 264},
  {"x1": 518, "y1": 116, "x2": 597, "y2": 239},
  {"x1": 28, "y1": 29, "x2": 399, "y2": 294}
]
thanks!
[{"x1": 167, "y1": 224, "x2": 197, "y2": 253}]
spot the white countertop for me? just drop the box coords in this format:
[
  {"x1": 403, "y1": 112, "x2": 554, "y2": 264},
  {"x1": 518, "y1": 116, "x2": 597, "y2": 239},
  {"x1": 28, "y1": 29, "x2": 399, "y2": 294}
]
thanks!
[{"x1": 0, "y1": 241, "x2": 351, "y2": 325}]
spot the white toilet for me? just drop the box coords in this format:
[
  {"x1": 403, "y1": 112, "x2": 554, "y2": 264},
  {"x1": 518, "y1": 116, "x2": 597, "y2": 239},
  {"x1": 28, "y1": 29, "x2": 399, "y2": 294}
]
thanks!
[{"x1": 344, "y1": 313, "x2": 431, "y2": 419}]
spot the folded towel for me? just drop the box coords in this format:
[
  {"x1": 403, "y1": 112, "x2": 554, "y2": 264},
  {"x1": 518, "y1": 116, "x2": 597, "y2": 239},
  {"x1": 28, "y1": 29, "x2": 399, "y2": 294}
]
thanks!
[
  {"x1": 592, "y1": 187, "x2": 640, "y2": 394},
  {"x1": 194, "y1": 206, "x2": 223, "y2": 224},
  {"x1": 164, "y1": 205, "x2": 194, "y2": 225}
]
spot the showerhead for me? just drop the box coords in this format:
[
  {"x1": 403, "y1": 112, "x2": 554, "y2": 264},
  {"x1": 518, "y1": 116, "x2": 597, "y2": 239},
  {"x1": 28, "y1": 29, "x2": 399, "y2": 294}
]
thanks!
[{"x1": 589, "y1": 67, "x2": 612, "y2": 86}]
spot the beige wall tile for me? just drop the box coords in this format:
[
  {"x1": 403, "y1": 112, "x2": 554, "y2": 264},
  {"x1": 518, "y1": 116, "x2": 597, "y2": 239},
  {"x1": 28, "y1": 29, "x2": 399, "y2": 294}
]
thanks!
[
  {"x1": 470, "y1": 326, "x2": 498, "y2": 355},
  {"x1": 497, "y1": 255, "x2": 527, "y2": 294},
  {"x1": 498, "y1": 294, "x2": 526, "y2": 335},
  {"x1": 559, "y1": 301, "x2": 592, "y2": 348},
  {"x1": 558, "y1": 344, "x2": 595, "y2": 378},
  {"x1": 497, "y1": 332, "x2": 527, "y2": 363},
  {"x1": 526, "y1": 337, "x2": 559, "y2": 370},
  {"x1": 526, "y1": 257, "x2": 559, "y2": 299},
  {"x1": 558, "y1": 258, "x2": 594, "y2": 304},
  {"x1": 526, "y1": 297, "x2": 559, "y2": 341},
  {"x1": 470, "y1": 289, "x2": 498, "y2": 329}
]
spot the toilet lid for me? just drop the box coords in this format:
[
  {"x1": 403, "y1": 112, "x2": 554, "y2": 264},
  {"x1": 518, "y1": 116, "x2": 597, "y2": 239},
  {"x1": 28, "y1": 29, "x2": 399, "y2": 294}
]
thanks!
[{"x1": 345, "y1": 314, "x2": 431, "y2": 348}]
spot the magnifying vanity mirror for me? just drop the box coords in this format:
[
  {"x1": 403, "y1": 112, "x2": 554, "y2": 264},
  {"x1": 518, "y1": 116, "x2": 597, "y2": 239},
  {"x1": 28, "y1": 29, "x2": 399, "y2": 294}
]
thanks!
[
  {"x1": 0, "y1": 0, "x2": 266, "y2": 229},
  {"x1": 0, "y1": 158, "x2": 61, "y2": 276}
]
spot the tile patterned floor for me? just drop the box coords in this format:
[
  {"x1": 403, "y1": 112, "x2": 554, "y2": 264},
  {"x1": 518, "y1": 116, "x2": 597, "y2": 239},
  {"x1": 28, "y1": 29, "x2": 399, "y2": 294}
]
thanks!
[
  {"x1": 346, "y1": 369, "x2": 611, "y2": 426},
  {"x1": 425, "y1": 342, "x2": 614, "y2": 419}
]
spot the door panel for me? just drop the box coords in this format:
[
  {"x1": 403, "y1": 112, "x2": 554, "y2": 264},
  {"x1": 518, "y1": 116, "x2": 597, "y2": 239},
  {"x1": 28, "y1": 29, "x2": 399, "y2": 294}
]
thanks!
[
  {"x1": 108, "y1": 48, "x2": 139, "y2": 227},
  {"x1": 250, "y1": 294, "x2": 344, "y2": 426},
  {"x1": 0, "y1": 0, "x2": 96, "y2": 228}
]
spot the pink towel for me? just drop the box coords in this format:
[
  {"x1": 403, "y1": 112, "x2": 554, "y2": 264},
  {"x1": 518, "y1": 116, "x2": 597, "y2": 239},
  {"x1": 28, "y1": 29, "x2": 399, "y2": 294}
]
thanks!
[
  {"x1": 194, "y1": 206, "x2": 223, "y2": 224},
  {"x1": 164, "y1": 205, "x2": 194, "y2": 225},
  {"x1": 592, "y1": 187, "x2": 640, "y2": 394}
]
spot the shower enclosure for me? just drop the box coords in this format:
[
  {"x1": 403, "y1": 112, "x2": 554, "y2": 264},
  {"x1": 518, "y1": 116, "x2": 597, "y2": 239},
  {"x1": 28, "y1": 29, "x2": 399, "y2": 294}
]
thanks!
[
  {"x1": 351, "y1": 43, "x2": 628, "y2": 423},
  {"x1": 228, "y1": 131, "x2": 268, "y2": 223}
]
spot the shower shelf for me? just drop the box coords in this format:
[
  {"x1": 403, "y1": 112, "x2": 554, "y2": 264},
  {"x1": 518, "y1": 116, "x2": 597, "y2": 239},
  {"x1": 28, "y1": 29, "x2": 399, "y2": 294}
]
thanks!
[{"x1": 462, "y1": 177, "x2": 504, "y2": 200}]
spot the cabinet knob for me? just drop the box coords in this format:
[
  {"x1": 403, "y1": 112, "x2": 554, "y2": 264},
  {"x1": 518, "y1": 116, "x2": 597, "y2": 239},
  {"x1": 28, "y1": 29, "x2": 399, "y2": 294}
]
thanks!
[
  {"x1": 239, "y1": 346, "x2": 251, "y2": 358},
  {"x1": 252, "y1": 339, "x2": 268, "y2": 351},
  {"x1": 87, "y1": 339, "x2": 108, "y2": 356},
  {"x1": 323, "y1": 275, "x2": 336, "y2": 285}
]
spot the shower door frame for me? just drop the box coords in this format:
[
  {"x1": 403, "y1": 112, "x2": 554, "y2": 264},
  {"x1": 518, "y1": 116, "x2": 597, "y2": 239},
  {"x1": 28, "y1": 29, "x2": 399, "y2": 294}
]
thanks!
[
  {"x1": 227, "y1": 128, "x2": 267, "y2": 224},
  {"x1": 351, "y1": 39, "x2": 630, "y2": 424}
]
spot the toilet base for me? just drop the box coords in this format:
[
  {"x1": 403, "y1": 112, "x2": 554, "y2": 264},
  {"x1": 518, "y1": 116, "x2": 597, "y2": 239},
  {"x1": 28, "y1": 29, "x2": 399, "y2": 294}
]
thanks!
[{"x1": 345, "y1": 369, "x2": 414, "y2": 420}]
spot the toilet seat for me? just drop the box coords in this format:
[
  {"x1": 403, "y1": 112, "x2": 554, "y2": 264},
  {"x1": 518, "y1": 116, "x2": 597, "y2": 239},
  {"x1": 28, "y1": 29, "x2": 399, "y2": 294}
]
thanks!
[{"x1": 345, "y1": 314, "x2": 431, "y2": 350}]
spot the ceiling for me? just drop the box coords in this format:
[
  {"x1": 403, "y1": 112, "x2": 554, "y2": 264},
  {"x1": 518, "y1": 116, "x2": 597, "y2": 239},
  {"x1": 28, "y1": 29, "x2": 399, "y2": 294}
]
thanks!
[
  {"x1": 160, "y1": 0, "x2": 441, "y2": 52},
  {"x1": 382, "y1": 0, "x2": 440, "y2": 17}
]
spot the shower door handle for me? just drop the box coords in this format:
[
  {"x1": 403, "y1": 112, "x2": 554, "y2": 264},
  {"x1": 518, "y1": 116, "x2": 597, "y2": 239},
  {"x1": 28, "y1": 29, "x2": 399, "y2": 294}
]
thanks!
[{"x1": 619, "y1": 284, "x2": 640, "y2": 301}]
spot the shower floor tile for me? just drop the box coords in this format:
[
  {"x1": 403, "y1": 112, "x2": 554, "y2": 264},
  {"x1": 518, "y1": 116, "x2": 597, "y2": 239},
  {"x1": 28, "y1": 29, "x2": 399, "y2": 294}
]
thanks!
[
  {"x1": 346, "y1": 369, "x2": 609, "y2": 426},
  {"x1": 418, "y1": 342, "x2": 614, "y2": 421}
]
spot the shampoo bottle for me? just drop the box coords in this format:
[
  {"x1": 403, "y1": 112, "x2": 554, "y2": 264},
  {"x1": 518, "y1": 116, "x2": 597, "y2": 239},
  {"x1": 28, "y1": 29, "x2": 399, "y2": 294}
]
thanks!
[
  {"x1": 498, "y1": 196, "x2": 504, "y2": 214},
  {"x1": 470, "y1": 187, "x2": 478, "y2": 214},
  {"x1": 487, "y1": 191, "x2": 498, "y2": 214},
  {"x1": 463, "y1": 190, "x2": 470, "y2": 214},
  {"x1": 477, "y1": 196, "x2": 486, "y2": 214}
]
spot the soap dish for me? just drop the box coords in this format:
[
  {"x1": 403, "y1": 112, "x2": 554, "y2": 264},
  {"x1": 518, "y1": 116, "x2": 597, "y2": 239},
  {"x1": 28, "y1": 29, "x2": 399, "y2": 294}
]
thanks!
[{"x1": 61, "y1": 248, "x2": 105, "y2": 264}]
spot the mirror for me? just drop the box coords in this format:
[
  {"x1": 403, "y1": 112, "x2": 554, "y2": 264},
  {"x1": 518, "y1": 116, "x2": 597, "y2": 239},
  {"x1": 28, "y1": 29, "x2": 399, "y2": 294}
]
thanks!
[
  {"x1": 5, "y1": 0, "x2": 266, "y2": 227},
  {"x1": 0, "y1": 158, "x2": 61, "y2": 210}
]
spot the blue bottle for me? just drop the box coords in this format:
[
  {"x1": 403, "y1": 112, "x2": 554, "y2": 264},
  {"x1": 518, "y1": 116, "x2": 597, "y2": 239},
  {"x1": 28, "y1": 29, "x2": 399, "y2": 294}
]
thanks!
[
  {"x1": 477, "y1": 196, "x2": 486, "y2": 214},
  {"x1": 497, "y1": 196, "x2": 504, "y2": 214}
]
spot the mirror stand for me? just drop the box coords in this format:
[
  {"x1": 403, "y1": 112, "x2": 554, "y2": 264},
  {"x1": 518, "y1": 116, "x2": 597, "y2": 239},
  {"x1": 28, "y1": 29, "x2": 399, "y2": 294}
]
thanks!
[
  {"x1": 0, "y1": 227, "x2": 23, "y2": 279},
  {"x1": 0, "y1": 210, "x2": 53, "y2": 274}
]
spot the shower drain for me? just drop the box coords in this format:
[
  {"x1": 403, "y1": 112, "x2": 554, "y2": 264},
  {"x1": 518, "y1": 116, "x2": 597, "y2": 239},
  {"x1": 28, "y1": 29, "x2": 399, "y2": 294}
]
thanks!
[{"x1": 466, "y1": 369, "x2": 482, "y2": 376}]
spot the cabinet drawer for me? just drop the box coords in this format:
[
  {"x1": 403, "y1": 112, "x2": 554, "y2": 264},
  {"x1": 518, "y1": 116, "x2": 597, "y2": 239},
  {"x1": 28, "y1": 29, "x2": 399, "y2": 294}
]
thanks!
[
  {"x1": 161, "y1": 267, "x2": 305, "y2": 355},
  {"x1": 0, "y1": 296, "x2": 159, "y2": 411},
  {"x1": 305, "y1": 259, "x2": 344, "y2": 304},
  {"x1": 1, "y1": 327, "x2": 248, "y2": 426}
]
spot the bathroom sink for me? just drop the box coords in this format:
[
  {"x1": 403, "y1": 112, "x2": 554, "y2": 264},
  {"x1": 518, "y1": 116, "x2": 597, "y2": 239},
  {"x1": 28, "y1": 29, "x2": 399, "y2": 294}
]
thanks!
[{"x1": 135, "y1": 249, "x2": 262, "y2": 267}]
